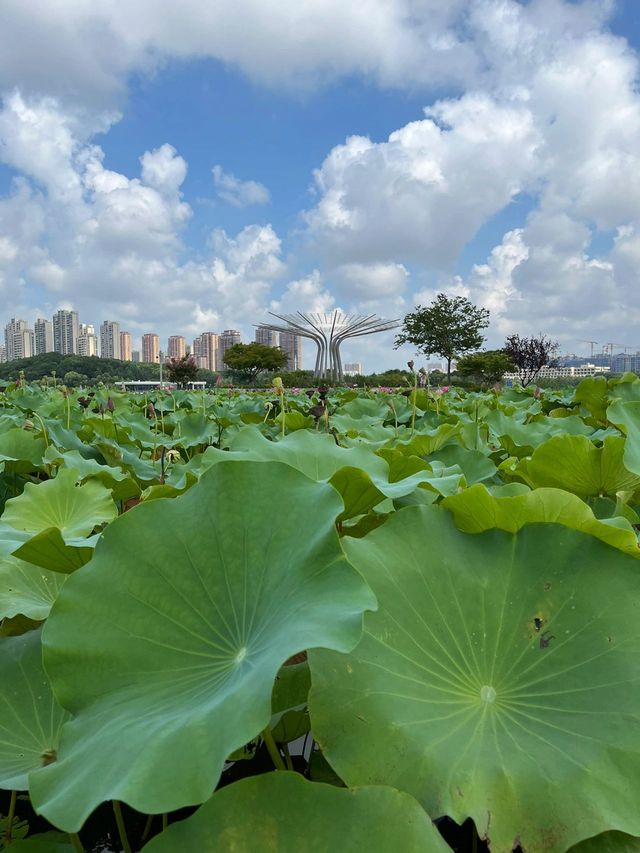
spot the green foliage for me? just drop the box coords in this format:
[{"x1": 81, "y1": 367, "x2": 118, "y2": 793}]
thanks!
[
  {"x1": 455, "y1": 349, "x2": 514, "y2": 384},
  {"x1": 0, "y1": 352, "x2": 159, "y2": 384},
  {"x1": 223, "y1": 342, "x2": 288, "y2": 381},
  {"x1": 395, "y1": 293, "x2": 490, "y2": 380},
  {"x1": 0, "y1": 375, "x2": 639, "y2": 852}
]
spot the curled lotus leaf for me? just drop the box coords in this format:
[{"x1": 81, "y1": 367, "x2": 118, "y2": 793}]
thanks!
[
  {"x1": 442, "y1": 484, "x2": 640, "y2": 558},
  {"x1": 30, "y1": 460, "x2": 375, "y2": 832},
  {"x1": 142, "y1": 771, "x2": 450, "y2": 853},
  {"x1": 0, "y1": 629, "x2": 70, "y2": 790},
  {"x1": 567, "y1": 832, "x2": 640, "y2": 853},
  {"x1": 0, "y1": 469, "x2": 116, "y2": 572},
  {"x1": 309, "y1": 505, "x2": 640, "y2": 853}
]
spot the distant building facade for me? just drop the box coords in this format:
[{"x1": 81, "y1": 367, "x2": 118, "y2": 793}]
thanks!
[
  {"x1": 218, "y1": 329, "x2": 241, "y2": 369},
  {"x1": 131, "y1": 350, "x2": 141, "y2": 363},
  {"x1": 142, "y1": 333, "x2": 160, "y2": 364},
  {"x1": 193, "y1": 332, "x2": 218, "y2": 372},
  {"x1": 100, "y1": 321, "x2": 121, "y2": 360},
  {"x1": 53, "y1": 310, "x2": 79, "y2": 355},
  {"x1": 255, "y1": 326, "x2": 279, "y2": 348},
  {"x1": 344, "y1": 362, "x2": 363, "y2": 376},
  {"x1": 278, "y1": 331, "x2": 302, "y2": 371},
  {"x1": 4, "y1": 318, "x2": 34, "y2": 361},
  {"x1": 77, "y1": 324, "x2": 98, "y2": 357},
  {"x1": 120, "y1": 331, "x2": 132, "y2": 361},
  {"x1": 34, "y1": 319, "x2": 54, "y2": 355},
  {"x1": 167, "y1": 335, "x2": 186, "y2": 359}
]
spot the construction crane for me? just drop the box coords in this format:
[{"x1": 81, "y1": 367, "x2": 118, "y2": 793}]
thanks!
[
  {"x1": 606, "y1": 343, "x2": 626, "y2": 355},
  {"x1": 580, "y1": 340, "x2": 598, "y2": 357}
]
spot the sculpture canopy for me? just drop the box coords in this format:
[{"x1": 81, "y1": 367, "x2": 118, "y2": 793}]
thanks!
[{"x1": 257, "y1": 311, "x2": 400, "y2": 381}]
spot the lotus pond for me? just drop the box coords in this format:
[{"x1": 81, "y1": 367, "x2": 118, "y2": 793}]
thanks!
[{"x1": 1, "y1": 376, "x2": 640, "y2": 852}]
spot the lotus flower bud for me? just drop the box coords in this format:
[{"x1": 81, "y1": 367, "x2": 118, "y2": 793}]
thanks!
[
  {"x1": 147, "y1": 402, "x2": 156, "y2": 418},
  {"x1": 107, "y1": 397, "x2": 115, "y2": 412},
  {"x1": 23, "y1": 419, "x2": 34, "y2": 430},
  {"x1": 166, "y1": 449, "x2": 181, "y2": 462},
  {"x1": 407, "y1": 360, "x2": 415, "y2": 370}
]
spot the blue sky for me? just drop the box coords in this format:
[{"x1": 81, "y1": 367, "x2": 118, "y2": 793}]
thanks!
[{"x1": 2, "y1": 0, "x2": 640, "y2": 370}]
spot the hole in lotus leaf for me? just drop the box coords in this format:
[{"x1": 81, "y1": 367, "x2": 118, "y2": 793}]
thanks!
[
  {"x1": 533, "y1": 616, "x2": 543, "y2": 632},
  {"x1": 544, "y1": 582, "x2": 552, "y2": 591}
]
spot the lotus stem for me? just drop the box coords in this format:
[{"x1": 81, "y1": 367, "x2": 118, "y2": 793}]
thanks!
[
  {"x1": 69, "y1": 832, "x2": 85, "y2": 853},
  {"x1": 141, "y1": 813, "x2": 154, "y2": 842},
  {"x1": 261, "y1": 726, "x2": 286, "y2": 771},
  {"x1": 162, "y1": 813, "x2": 168, "y2": 831},
  {"x1": 33, "y1": 412, "x2": 49, "y2": 449},
  {"x1": 282, "y1": 741, "x2": 294, "y2": 771},
  {"x1": 3, "y1": 789, "x2": 16, "y2": 843},
  {"x1": 112, "y1": 800, "x2": 132, "y2": 853}
]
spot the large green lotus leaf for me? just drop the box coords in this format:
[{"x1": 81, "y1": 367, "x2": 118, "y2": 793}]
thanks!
[
  {"x1": 0, "y1": 555, "x2": 66, "y2": 620},
  {"x1": 30, "y1": 461, "x2": 375, "y2": 831},
  {"x1": 442, "y1": 484, "x2": 640, "y2": 557},
  {"x1": 142, "y1": 772, "x2": 450, "y2": 853},
  {"x1": 573, "y1": 375, "x2": 609, "y2": 423},
  {"x1": 0, "y1": 469, "x2": 116, "y2": 572},
  {"x1": 525, "y1": 434, "x2": 640, "y2": 498},
  {"x1": 0, "y1": 629, "x2": 70, "y2": 790},
  {"x1": 567, "y1": 832, "x2": 640, "y2": 853},
  {"x1": 0, "y1": 429, "x2": 47, "y2": 474},
  {"x1": 207, "y1": 427, "x2": 443, "y2": 517},
  {"x1": 309, "y1": 506, "x2": 640, "y2": 853},
  {"x1": 42, "y1": 447, "x2": 137, "y2": 501},
  {"x1": 607, "y1": 401, "x2": 640, "y2": 478}
]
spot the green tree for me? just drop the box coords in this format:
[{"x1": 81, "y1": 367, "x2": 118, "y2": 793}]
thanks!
[
  {"x1": 455, "y1": 350, "x2": 514, "y2": 385},
  {"x1": 164, "y1": 355, "x2": 199, "y2": 388},
  {"x1": 395, "y1": 294, "x2": 490, "y2": 382},
  {"x1": 223, "y1": 343, "x2": 288, "y2": 382}
]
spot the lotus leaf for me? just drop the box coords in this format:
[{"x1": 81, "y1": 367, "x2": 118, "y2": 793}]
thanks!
[
  {"x1": 31, "y1": 461, "x2": 375, "y2": 831},
  {"x1": 141, "y1": 771, "x2": 450, "y2": 853},
  {"x1": 0, "y1": 555, "x2": 66, "y2": 620},
  {"x1": 309, "y1": 506, "x2": 640, "y2": 853},
  {"x1": 0, "y1": 629, "x2": 70, "y2": 790},
  {"x1": 442, "y1": 484, "x2": 640, "y2": 557},
  {"x1": 0, "y1": 469, "x2": 116, "y2": 571},
  {"x1": 567, "y1": 832, "x2": 640, "y2": 853},
  {"x1": 4, "y1": 831, "x2": 74, "y2": 852},
  {"x1": 607, "y1": 401, "x2": 640, "y2": 478},
  {"x1": 525, "y1": 434, "x2": 640, "y2": 498},
  {"x1": 0, "y1": 429, "x2": 46, "y2": 474}
]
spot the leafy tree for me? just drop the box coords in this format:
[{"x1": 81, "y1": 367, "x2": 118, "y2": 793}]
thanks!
[
  {"x1": 63, "y1": 371, "x2": 89, "y2": 387},
  {"x1": 455, "y1": 350, "x2": 514, "y2": 385},
  {"x1": 164, "y1": 355, "x2": 199, "y2": 388},
  {"x1": 395, "y1": 294, "x2": 490, "y2": 382},
  {"x1": 503, "y1": 334, "x2": 559, "y2": 387},
  {"x1": 223, "y1": 343, "x2": 288, "y2": 382}
]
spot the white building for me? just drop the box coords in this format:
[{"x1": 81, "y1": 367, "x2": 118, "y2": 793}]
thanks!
[
  {"x1": 100, "y1": 320, "x2": 121, "y2": 359},
  {"x1": 53, "y1": 310, "x2": 79, "y2": 355},
  {"x1": 77, "y1": 324, "x2": 98, "y2": 357},
  {"x1": 4, "y1": 318, "x2": 34, "y2": 361},
  {"x1": 504, "y1": 363, "x2": 610, "y2": 380},
  {"x1": 34, "y1": 319, "x2": 54, "y2": 355},
  {"x1": 344, "y1": 362, "x2": 363, "y2": 376}
]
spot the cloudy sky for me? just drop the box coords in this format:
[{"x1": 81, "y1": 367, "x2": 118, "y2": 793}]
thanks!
[{"x1": 1, "y1": 0, "x2": 640, "y2": 370}]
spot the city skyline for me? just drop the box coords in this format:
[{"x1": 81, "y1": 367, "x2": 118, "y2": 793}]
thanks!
[{"x1": 1, "y1": 308, "x2": 306, "y2": 371}]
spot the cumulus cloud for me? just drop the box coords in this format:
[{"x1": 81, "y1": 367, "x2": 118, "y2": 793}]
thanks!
[{"x1": 212, "y1": 165, "x2": 270, "y2": 208}]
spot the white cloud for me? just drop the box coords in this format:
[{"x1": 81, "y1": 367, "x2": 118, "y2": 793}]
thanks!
[{"x1": 212, "y1": 165, "x2": 270, "y2": 208}]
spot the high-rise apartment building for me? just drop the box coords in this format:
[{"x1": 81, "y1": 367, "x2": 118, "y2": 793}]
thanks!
[
  {"x1": 255, "y1": 326, "x2": 279, "y2": 348},
  {"x1": 218, "y1": 329, "x2": 241, "y2": 370},
  {"x1": 77, "y1": 324, "x2": 98, "y2": 357},
  {"x1": 100, "y1": 320, "x2": 121, "y2": 359},
  {"x1": 34, "y1": 319, "x2": 54, "y2": 355},
  {"x1": 131, "y1": 350, "x2": 141, "y2": 363},
  {"x1": 142, "y1": 333, "x2": 160, "y2": 364},
  {"x1": 193, "y1": 332, "x2": 218, "y2": 372},
  {"x1": 4, "y1": 318, "x2": 34, "y2": 361},
  {"x1": 53, "y1": 310, "x2": 79, "y2": 355},
  {"x1": 120, "y1": 331, "x2": 132, "y2": 361},
  {"x1": 279, "y1": 331, "x2": 302, "y2": 371},
  {"x1": 167, "y1": 335, "x2": 186, "y2": 359},
  {"x1": 0, "y1": 345, "x2": 6, "y2": 363}
]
